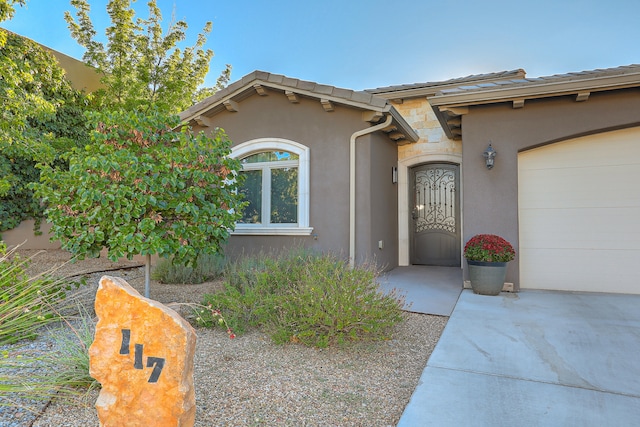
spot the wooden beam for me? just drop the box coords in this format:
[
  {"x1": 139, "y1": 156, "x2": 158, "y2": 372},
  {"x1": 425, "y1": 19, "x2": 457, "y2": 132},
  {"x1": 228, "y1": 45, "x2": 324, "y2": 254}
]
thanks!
[
  {"x1": 285, "y1": 90, "x2": 299, "y2": 103},
  {"x1": 440, "y1": 106, "x2": 468, "y2": 115},
  {"x1": 513, "y1": 99, "x2": 525, "y2": 109},
  {"x1": 576, "y1": 91, "x2": 590, "y2": 102},
  {"x1": 320, "y1": 99, "x2": 334, "y2": 112},
  {"x1": 223, "y1": 99, "x2": 239, "y2": 112},
  {"x1": 362, "y1": 111, "x2": 384, "y2": 123},
  {"x1": 253, "y1": 84, "x2": 268, "y2": 96},
  {"x1": 451, "y1": 128, "x2": 462, "y2": 137},
  {"x1": 194, "y1": 115, "x2": 213, "y2": 127},
  {"x1": 388, "y1": 132, "x2": 405, "y2": 141},
  {"x1": 446, "y1": 117, "x2": 461, "y2": 127}
]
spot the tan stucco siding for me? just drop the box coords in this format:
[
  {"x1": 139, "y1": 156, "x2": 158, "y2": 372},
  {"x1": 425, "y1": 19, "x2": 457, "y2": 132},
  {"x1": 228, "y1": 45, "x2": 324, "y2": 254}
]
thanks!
[
  {"x1": 366, "y1": 133, "x2": 399, "y2": 269},
  {"x1": 197, "y1": 91, "x2": 397, "y2": 266}
]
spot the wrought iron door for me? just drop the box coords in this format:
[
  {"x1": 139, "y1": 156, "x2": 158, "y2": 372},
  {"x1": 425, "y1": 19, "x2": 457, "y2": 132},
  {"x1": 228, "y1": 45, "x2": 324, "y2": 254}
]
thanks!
[{"x1": 410, "y1": 163, "x2": 460, "y2": 266}]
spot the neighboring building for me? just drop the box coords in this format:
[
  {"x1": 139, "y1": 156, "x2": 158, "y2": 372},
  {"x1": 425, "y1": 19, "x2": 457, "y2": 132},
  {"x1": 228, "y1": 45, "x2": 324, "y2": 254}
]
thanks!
[
  {"x1": 181, "y1": 65, "x2": 640, "y2": 295},
  {"x1": 42, "y1": 46, "x2": 102, "y2": 93},
  {"x1": 1, "y1": 33, "x2": 103, "y2": 250},
  {"x1": 0, "y1": 29, "x2": 103, "y2": 93}
]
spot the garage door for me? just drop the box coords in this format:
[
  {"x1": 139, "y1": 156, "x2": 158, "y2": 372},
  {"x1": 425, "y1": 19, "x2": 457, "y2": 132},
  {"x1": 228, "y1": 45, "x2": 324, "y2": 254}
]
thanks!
[{"x1": 518, "y1": 127, "x2": 640, "y2": 294}]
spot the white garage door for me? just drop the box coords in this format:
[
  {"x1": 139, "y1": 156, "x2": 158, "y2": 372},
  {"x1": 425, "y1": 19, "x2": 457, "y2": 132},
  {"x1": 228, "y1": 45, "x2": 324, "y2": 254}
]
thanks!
[{"x1": 518, "y1": 127, "x2": 640, "y2": 294}]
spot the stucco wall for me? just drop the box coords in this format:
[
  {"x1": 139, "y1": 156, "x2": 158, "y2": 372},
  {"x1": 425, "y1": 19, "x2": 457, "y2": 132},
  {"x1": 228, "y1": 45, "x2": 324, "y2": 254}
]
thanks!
[
  {"x1": 461, "y1": 88, "x2": 640, "y2": 288},
  {"x1": 366, "y1": 133, "x2": 399, "y2": 269},
  {"x1": 197, "y1": 91, "x2": 399, "y2": 267},
  {"x1": 1, "y1": 220, "x2": 59, "y2": 250}
]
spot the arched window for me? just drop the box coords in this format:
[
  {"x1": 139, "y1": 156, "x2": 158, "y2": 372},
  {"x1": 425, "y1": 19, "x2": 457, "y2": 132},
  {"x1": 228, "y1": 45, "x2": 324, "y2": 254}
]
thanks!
[{"x1": 230, "y1": 138, "x2": 312, "y2": 235}]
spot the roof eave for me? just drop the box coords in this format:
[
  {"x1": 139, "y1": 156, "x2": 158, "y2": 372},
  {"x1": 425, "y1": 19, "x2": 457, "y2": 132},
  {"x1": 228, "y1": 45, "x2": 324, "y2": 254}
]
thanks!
[
  {"x1": 429, "y1": 71, "x2": 640, "y2": 108},
  {"x1": 179, "y1": 72, "x2": 419, "y2": 145},
  {"x1": 429, "y1": 71, "x2": 640, "y2": 140}
]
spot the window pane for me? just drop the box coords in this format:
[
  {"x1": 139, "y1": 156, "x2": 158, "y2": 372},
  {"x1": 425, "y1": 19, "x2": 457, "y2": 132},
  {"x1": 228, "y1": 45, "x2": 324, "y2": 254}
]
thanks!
[
  {"x1": 239, "y1": 170, "x2": 262, "y2": 223},
  {"x1": 271, "y1": 167, "x2": 298, "y2": 223},
  {"x1": 242, "y1": 151, "x2": 299, "y2": 164}
]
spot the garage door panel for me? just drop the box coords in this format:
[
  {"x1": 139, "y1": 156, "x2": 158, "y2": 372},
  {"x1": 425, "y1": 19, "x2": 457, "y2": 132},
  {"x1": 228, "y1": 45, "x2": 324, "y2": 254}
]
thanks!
[
  {"x1": 519, "y1": 165, "x2": 640, "y2": 209},
  {"x1": 520, "y1": 133, "x2": 640, "y2": 169},
  {"x1": 520, "y1": 248, "x2": 640, "y2": 293},
  {"x1": 518, "y1": 127, "x2": 640, "y2": 294},
  {"x1": 519, "y1": 207, "x2": 640, "y2": 250}
]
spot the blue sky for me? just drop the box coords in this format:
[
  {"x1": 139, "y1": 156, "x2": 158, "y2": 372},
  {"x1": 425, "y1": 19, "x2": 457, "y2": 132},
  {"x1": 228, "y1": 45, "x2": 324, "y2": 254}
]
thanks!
[{"x1": 3, "y1": 0, "x2": 639, "y2": 91}]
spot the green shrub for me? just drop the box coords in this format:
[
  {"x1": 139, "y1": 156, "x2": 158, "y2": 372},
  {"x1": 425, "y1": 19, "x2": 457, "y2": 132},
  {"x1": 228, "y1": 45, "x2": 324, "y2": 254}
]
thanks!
[
  {"x1": 151, "y1": 252, "x2": 227, "y2": 284},
  {"x1": 201, "y1": 251, "x2": 406, "y2": 347},
  {"x1": 0, "y1": 243, "x2": 71, "y2": 344}
]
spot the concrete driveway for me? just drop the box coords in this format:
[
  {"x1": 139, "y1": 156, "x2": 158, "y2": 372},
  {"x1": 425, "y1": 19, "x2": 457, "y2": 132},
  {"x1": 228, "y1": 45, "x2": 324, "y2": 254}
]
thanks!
[{"x1": 398, "y1": 289, "x2": 640, "y2": 426}]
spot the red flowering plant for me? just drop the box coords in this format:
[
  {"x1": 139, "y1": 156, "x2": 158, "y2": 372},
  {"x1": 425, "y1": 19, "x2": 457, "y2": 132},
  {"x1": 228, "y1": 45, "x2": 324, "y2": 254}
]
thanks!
[{"x1": 463, "y1": 234, "x2": 515, "y2": 263}]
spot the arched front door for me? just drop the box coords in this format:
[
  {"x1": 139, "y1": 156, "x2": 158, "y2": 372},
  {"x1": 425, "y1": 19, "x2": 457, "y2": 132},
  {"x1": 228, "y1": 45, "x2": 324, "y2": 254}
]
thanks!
[{"x1": 410, "y1": 163, "x2": 460, "y2": 266}]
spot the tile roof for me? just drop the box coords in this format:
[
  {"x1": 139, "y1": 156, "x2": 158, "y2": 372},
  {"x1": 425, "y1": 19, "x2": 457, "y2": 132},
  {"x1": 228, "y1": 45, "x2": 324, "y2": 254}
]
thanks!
[
  {"x1": 179, "y1": 70, "x2": 420, "y2": 143},
  {"x1": 365, "y1": 69, "x2": 527, "y2": 95},
  {"x1": 181, "y1": 70, "x2": 389, "y2": 121},
  {"x1": 437, "y1": 64, "x2": 640, "y2": 96}
]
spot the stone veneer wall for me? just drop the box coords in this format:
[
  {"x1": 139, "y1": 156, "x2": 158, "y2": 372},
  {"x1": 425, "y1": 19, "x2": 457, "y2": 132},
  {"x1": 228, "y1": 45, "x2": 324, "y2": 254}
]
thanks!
[{"x1": 392, "y1": 98, "x2": 461, "y2": 160}]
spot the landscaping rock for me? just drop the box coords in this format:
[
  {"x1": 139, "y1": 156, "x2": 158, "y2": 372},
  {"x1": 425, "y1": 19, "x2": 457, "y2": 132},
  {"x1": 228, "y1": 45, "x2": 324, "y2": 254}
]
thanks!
[{"x1": 89, "y1": 276, "x2": 197, "y2": 426}]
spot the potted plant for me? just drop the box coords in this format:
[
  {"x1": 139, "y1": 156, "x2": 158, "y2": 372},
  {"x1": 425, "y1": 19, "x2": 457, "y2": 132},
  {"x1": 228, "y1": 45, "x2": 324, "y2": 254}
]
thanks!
[{"x1": 464, "y1": 234, "x2": 515, "y2": 295}]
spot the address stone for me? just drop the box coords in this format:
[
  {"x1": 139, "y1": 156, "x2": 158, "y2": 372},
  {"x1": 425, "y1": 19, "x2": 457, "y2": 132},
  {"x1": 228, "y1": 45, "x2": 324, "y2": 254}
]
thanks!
[{"x1": 89, "y1": 276, "x2": 197, "y2": 426}]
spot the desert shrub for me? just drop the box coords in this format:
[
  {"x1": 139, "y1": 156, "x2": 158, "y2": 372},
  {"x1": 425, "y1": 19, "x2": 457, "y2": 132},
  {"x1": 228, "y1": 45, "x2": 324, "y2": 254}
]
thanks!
[
  {"x1": 0, "y1": 308, "x2": 98, "y2": 409},
  {"x1": 0, "y1": 243, "x2": 72, "y2": 344},
  {"x1": 45, "y1": 308, "x2": 99, "y2": 391},
  {"x1": 152, "y1": 252, "x2": 227, "y2": 284},
  {"x1": 201, "y1": 251, "x2": 405, "y2": 347}
]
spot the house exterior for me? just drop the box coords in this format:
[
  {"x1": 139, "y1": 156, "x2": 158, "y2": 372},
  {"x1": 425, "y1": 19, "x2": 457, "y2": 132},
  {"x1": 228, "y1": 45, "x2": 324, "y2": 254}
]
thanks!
[
  {"x1": 6, "y1": 46, "x2": 639, "y2": 296},
  {"x1": 181, "y1": 65, "x2": 640, "y2": 295}
]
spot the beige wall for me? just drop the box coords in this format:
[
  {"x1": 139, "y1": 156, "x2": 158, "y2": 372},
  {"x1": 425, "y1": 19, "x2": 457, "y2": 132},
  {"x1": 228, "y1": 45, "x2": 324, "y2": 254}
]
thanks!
[
  {"x1": 2, "y1": 220, "x2": 59, "y2": 250},
  {"x1": 461, "y1": 89, "x2": 640, "y2": 289}
]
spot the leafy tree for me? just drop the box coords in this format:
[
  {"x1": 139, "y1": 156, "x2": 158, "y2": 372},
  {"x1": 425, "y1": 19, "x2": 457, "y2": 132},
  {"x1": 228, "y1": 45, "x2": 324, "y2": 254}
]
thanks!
[
  {"x1": 0, "y1": 12, "x2": 91, "y2": 232},
  {"x1": 65, "y1": 0, "x2": 231, "y2": 114},
  {"x1": 33, "y1": 109, "x2": 245, "y2": 297},
  {"x1": 0, "y1": 0, "x2": 25, "y2": 22}
]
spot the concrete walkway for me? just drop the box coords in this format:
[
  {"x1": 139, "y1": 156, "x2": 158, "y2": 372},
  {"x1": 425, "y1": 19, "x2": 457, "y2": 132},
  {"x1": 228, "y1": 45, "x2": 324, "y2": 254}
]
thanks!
[
  {"x1": 379, "y1": 266, "x2": 462, "y2": 316},
  {"x1": 398, "y1": 289, "x2": 640, "y2": 426}
]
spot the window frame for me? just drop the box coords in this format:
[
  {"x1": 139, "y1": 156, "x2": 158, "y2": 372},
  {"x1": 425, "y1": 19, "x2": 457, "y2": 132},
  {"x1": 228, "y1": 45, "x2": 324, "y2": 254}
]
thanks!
[{"x1": 230, "y1": 138, "x2": 312, "y2": 236}]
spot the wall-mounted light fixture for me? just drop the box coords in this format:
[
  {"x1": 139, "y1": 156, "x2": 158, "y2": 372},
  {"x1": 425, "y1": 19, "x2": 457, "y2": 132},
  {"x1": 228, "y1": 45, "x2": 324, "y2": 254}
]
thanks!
[
  {"x1": 392, "y1": 166, "x2": 398, "y2": 184},
  {"x1": 483, "y1": 143, "x2": 497, "y2": 169}
]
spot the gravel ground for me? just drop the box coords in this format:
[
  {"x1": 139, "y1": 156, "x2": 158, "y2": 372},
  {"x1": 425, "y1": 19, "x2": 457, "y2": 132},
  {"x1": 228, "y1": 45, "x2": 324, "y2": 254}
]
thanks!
[{"x1": 3, "y1": 250, "x2": 448, "y2": 427}]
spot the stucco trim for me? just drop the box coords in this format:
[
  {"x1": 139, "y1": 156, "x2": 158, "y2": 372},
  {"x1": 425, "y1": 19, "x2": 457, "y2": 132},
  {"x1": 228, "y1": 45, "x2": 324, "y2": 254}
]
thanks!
[
  {"x1": 230, "y1": 138, "x2": 311, "y2": 235},
  {"x1": 397, "y1": 153, "x2": 463, "y2": 266},
  {"x1": 231, "y1": 227, "x2": 314, "y2": 236}
]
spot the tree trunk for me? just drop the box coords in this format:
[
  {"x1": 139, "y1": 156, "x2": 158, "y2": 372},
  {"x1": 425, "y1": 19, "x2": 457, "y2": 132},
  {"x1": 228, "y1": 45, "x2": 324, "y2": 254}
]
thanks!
[{"x1": 145, "y1": 253, "x2": 151, "y2": 298}]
